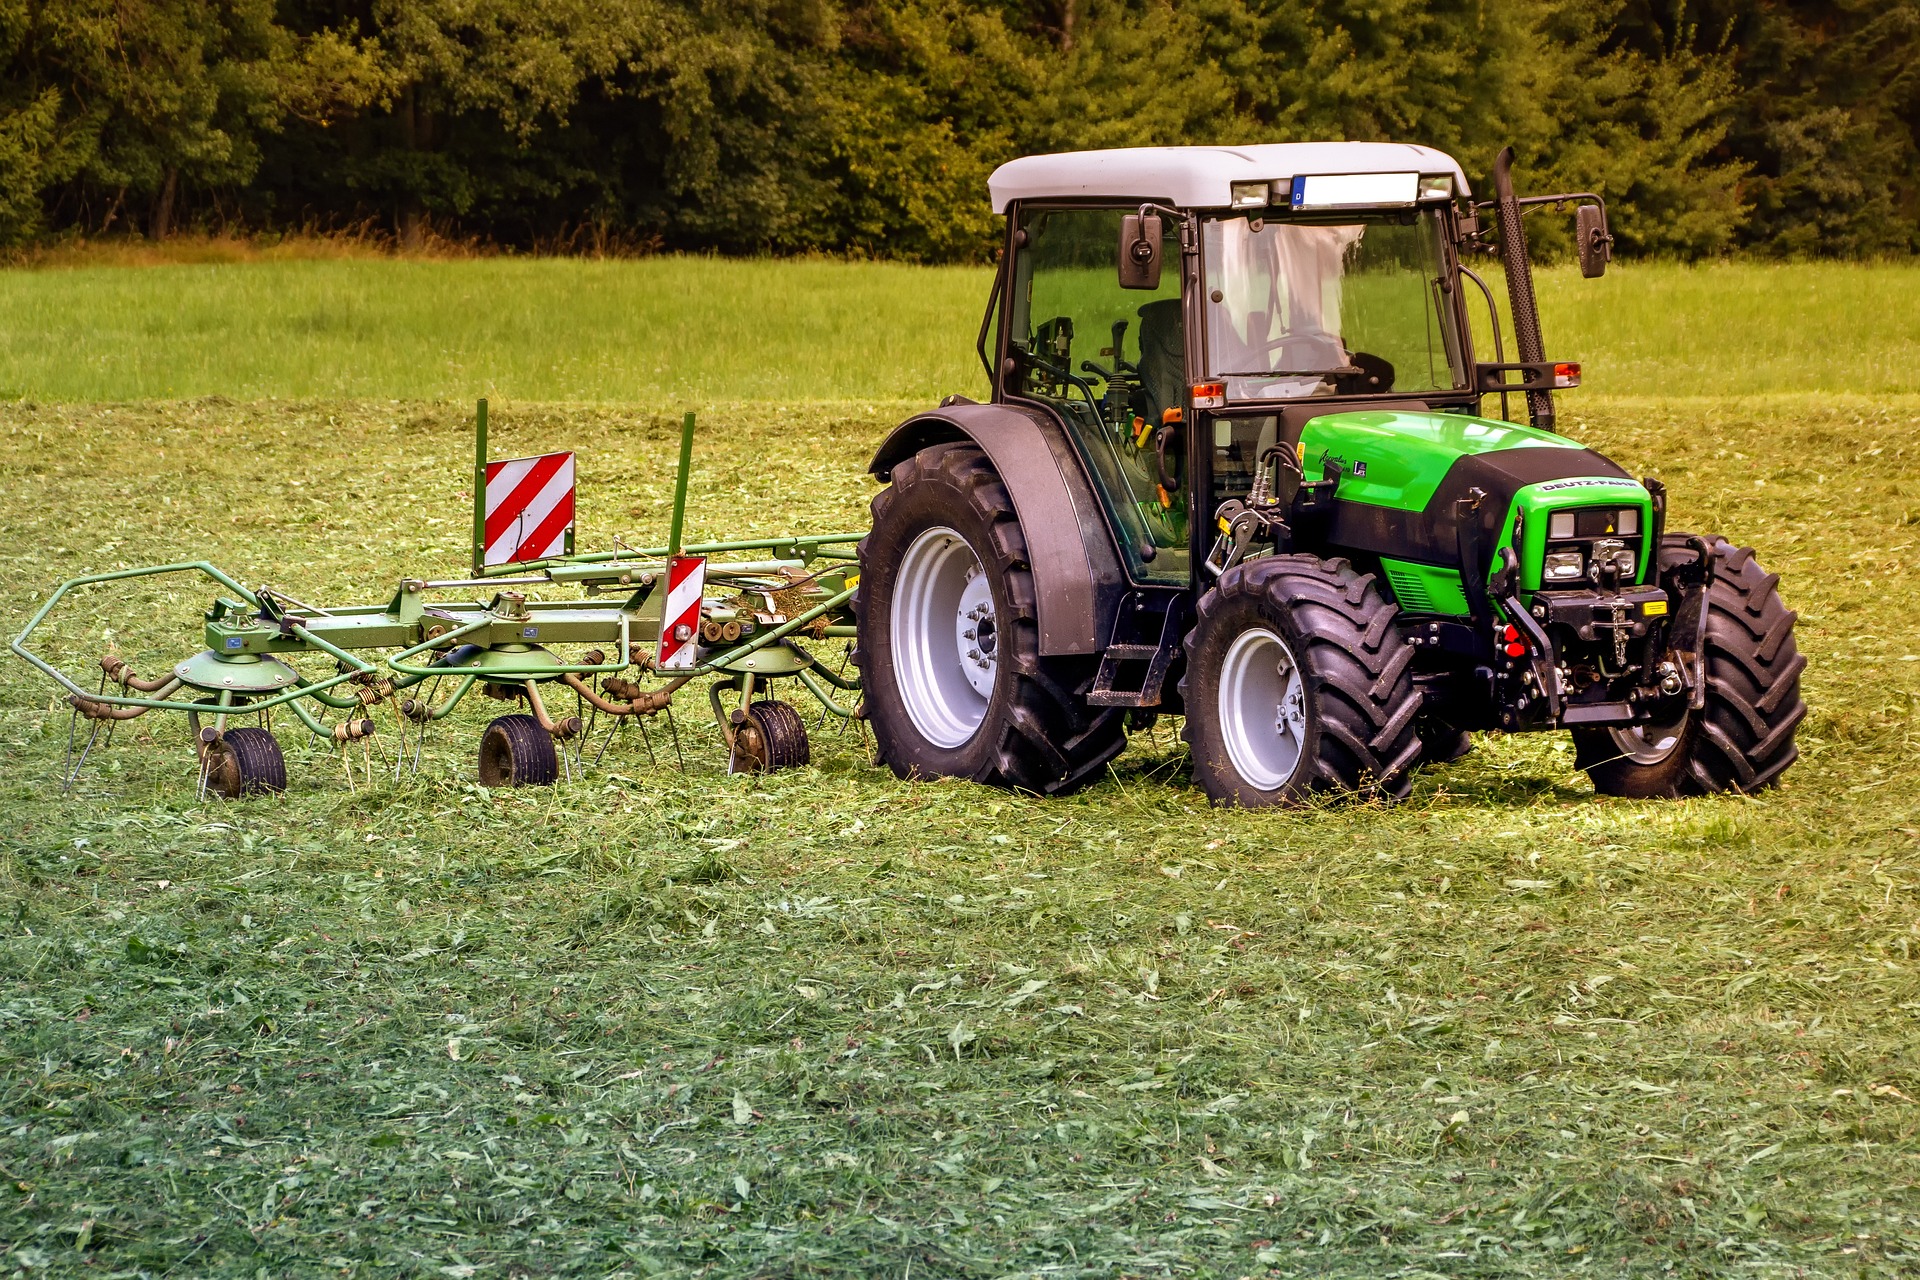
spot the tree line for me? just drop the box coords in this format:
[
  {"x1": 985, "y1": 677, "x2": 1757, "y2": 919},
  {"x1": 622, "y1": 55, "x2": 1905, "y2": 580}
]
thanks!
[{"x1": 1, "y1": 1, "x2": 1914, "y2": 261}]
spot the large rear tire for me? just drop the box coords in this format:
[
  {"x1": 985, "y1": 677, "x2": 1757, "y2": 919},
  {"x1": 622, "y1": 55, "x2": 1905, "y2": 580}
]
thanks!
[
  {"x1": 856, "y1": 442, "x2": 1126, "y2": 794},
  {"x1": 1577, "y1": 535, "x2": 1806, "y2": 796},
  {"x1": 1179, "y1": 555, "x2": 1422, "y2": 807}
]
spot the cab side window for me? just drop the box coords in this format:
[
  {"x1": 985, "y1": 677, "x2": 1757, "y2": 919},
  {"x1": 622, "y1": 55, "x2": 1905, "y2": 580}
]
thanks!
[{"x1": 1006, "y1": 207, "x2": 1188, "y2": 581}]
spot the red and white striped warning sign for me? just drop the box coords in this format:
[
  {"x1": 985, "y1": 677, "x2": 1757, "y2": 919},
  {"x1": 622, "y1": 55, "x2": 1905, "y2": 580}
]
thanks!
[
  {"x1": 657, "y1": 555, "x2": 707, "y2": 670},
  {"x1": 483, "y1": 451, "x2": 575, "y2": 565}
]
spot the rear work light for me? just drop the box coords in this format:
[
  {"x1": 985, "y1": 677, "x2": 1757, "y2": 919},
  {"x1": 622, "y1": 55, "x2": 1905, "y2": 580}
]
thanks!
[
  {"x1": 1230, "y1": 181, "x2": 1269, "y2": 209},
  {"x1": 1553, "y1": 362, "x2": 1581, "y2": 389},
  {"x1": 1191, "y1": 382, "x2": 1226, "y2": 410}
]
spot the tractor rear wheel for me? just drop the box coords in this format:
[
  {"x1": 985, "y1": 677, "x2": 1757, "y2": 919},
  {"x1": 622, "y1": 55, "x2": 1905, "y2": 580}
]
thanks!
[
  {"x1": 201, "y1": 727, "x2": 287, "y2": 799},
  {"x1": 478, "y1": 713, "x2": 559, "y2": 787},
  {"x1": 856, "y1": 442, "x2": 1125, "y2": 794},
  {"x1": 1577, "y1": 535, "x2": 1806, "y2": 797},
  {"x1": 1179, "y1": 555, "x2": 1422, "y2": 807}
]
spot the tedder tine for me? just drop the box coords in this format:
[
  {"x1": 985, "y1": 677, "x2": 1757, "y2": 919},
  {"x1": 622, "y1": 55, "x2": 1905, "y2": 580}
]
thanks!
[
  {"x1": 61, "y1": 698, "x2": 82, "y2": 786},
  {"x1": 592, "y1": 716, "x2": 623, "y2": 770},
  {"x1": 665, "y1": 705, "x2": 686, "y2": 772},
  {"x1": 63, "y1": 720, "x2": 103, "y2": 794}
]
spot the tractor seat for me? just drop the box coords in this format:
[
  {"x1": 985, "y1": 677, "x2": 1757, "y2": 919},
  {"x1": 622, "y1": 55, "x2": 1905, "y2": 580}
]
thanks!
[{"x1": 1133, "y1": 298, "x2": 1184, "y2": 427}]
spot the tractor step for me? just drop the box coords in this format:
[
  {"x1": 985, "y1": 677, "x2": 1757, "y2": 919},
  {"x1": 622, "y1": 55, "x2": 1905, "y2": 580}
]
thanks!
[
  {"x1": 1561, "y1": 700, "x2": 1635, "y2": 726},
  {"x1": 1087, "y1": 606, "x2": 1182, "y2": 708}
]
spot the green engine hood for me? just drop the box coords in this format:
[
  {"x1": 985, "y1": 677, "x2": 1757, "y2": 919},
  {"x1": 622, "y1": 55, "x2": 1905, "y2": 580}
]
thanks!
[
  {"x1": 1292, "y1": 407, "x2": 1652, "y2": 596},
  {"x1": 1298, "y1": 409, "x2": 1585, "y2": 511}
]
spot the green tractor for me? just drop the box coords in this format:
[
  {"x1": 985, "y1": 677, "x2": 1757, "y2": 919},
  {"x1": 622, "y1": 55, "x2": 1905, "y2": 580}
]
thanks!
[{"x1": 855, "y1": 144, "x2": 1805, "y2": 806}]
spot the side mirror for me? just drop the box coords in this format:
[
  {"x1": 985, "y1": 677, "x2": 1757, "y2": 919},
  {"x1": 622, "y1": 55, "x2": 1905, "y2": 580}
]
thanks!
[
  {"x1": 1118, "y1": 213, "x2": 1163, "y2": 290},
  {"x1": 1576, "y1": 204, "x2": 1611, "y2": 278}
]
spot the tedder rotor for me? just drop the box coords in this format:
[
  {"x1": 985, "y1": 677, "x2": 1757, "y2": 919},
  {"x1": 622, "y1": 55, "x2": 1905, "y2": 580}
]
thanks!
[{"x1": 11, "y1": 406, "x2": 866, "y2": 797}]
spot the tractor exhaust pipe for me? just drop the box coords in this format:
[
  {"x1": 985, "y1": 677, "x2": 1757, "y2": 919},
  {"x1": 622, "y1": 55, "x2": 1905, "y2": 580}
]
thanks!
[{"x1": 1492, "y1": 147, "x2": 1554, "y2": 433}]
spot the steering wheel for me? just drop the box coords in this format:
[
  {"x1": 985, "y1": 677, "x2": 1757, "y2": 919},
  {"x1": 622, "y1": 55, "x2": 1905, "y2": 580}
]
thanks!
[{"x1": 1261, "y1": 331, "x2": 1344, "y2": 373}]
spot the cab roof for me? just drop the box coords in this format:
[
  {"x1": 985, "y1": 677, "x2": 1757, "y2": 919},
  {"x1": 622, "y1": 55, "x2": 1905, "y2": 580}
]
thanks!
[{"x1": 988, "y1": 142, "x2": 1470, "y2": 213}]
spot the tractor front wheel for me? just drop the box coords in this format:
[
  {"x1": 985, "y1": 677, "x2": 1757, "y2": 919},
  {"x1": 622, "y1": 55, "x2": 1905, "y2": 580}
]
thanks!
[
  {"x1": 856, "y1": 442, "x2": 1125, "y2": 794},
  {"x1": 1577, "y1": 535, "x2": 1806, "y2": 796},
  {"x1": 1179, "y1": 555, "x2": 1422, "y2": 807}
]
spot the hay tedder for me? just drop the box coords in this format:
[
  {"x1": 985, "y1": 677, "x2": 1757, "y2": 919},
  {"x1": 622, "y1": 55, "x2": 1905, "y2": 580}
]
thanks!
[{"x1": 12, "y1": 407, "x2": 865, "y2": 796}]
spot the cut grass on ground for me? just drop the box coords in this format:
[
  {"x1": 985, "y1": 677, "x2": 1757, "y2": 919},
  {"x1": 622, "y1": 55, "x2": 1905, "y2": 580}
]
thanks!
[
  {"x1": 1, "y1": 395, "x2": 1916, "y2": 1277},
  {"x1": 0, "y1": 258, "x2": 1917, "y2": 404}
]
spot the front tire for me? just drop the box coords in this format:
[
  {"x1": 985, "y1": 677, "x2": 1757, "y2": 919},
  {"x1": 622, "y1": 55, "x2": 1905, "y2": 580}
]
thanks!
[
  {"x1": 1578, "y1": 535, "x2": 1806, "y2": 796},
  {"x1": 856, "y1": 442, "x2": 1125, "y2": 794},
  {"x1": 1179, "y1": 555, "x2": 1422, "y2": 807}
]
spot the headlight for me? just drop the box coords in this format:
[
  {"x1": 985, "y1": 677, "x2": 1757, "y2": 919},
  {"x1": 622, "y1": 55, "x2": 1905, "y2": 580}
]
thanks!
[{"x1": 1543, "y1": 551, "x2": 1585, "y2": 581}]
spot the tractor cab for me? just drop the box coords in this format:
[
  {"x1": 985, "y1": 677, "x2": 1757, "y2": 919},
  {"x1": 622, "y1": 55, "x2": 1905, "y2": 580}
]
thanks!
[{"x1": 984, "y1": 143, "x2": 1585, "y2": 590}]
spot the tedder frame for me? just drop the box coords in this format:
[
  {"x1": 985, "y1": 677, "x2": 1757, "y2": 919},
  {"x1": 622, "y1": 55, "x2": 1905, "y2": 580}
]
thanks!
[{"x1": 12, "y1": 405, "x2": 868, "y2": 796}]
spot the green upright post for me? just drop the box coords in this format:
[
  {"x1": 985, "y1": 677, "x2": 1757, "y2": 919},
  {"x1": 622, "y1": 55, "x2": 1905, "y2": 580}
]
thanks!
[
  {"x1": 471, "y1": 398, "x2": 489, "y2": 575},
  {"x1": 666, "y1": 411, "x2": 696, "y2": 558}
]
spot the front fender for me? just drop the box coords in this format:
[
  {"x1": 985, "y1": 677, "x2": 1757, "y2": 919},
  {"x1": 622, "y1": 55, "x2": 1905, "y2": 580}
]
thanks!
[{"x1": 869, "y1": 402, "x2": 1123, "y2": 655}]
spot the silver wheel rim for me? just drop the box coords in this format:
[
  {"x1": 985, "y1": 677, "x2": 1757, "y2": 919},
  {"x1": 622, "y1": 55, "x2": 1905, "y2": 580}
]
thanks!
[
  {"x1": 1218, "y1": 626, "x2": 1307, "y2": 792},
  {"x1": 891, "y1": 526, "x2": 996, "y2": 749},
  {"x1": 1608, "y1": 708, "x2": 1689, "y2": 765}
]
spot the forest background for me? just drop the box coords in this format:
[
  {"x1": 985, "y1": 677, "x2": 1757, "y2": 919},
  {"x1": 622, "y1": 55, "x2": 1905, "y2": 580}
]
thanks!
[{"x1": 0, "y1": 0, "x2": 1916, "y2": 263}]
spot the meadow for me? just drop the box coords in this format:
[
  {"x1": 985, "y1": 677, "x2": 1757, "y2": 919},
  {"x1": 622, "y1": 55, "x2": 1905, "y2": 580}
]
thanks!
[
  {"x1": 0, "y1": 257, "x2": 1916, "y2": 403},
  {"x1": 0, "y1": 257, "x2": 1916, "y2": 1278}
]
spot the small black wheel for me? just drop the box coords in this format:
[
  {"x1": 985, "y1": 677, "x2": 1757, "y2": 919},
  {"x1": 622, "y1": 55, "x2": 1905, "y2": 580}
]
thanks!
[
  {"x1": 478, "y1": 713, "x2": 558, "y2": 787},
  {"x1": 1179, "y1": 555, "x2": 1422, "y2": 807},
  {"x1": 732, "y1": 700, "x2": 811, "y2": 773},
  {"x1": 201, "y1": 727, "x2": 286, "y2": 799},
  {"x1": 1577, "y1": 535, "x2": 1806, "y2": 797}
]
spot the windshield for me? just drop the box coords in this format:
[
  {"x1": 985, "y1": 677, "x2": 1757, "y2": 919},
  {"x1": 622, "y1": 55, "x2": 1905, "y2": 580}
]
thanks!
[{"x1": 1202, "y1": 210, "x2": 1463, "y2": 401}]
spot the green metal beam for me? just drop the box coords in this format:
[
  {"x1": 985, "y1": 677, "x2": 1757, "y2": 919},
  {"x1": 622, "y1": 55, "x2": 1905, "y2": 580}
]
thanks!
[
  {"x1": 471, "y1": 398, "x2": 489, "y2": 576},
  {"x1": 668, "y1": 410, "x2": 696, "y2": 558}
]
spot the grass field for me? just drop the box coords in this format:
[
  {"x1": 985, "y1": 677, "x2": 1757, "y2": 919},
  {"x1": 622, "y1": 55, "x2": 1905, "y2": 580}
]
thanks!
[
  {"x1": 1, "y1": 258, "x2": 1918, "y2": 1278},
  {"x1": 0, "y1": 258, "x2": 1917, "y2": 403}
]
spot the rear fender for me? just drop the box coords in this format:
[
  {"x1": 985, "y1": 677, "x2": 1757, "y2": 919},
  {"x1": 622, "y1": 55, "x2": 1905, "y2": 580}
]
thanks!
[{"x1": 869, "y1": 403, "x2": 1124, "y2": 655}]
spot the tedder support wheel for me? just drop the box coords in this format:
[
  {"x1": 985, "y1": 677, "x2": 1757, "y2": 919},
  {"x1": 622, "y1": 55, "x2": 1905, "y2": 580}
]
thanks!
[
  {"x1": 732, "y1": 699, "x2": 811, "y2": 773},
  {"x1": 1179, "y1": 555, "x2": 1422, "y2": 807},
  {"x1": 201, "y1": 727, "x2": 287, "y2": 799},
  {"x1": 478, "y1": 713, "x2": 559, "y2": 787},
  {"x1": 1577, "y1": 535, "x2": 1807, "y2": 797},
  {"x1": 856, "y1": 441, "x2": 1126, "y2": 794}
]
